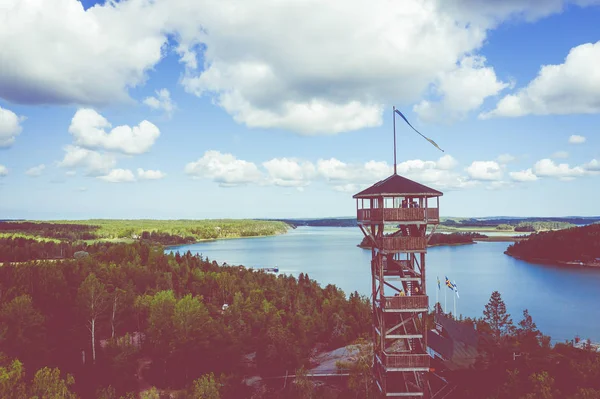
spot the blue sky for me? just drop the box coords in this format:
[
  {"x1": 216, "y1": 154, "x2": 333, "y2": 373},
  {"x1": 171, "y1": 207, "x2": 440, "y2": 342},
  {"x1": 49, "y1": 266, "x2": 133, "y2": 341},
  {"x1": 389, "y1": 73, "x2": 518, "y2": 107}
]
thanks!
[{"x1": 0, "y1": 0, "x2": 599, "y2": 219}]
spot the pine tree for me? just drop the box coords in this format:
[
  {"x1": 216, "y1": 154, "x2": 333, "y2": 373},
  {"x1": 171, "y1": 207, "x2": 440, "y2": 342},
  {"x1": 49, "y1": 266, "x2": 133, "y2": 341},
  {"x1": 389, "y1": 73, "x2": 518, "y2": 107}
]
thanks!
[{"x1": 483, "y1": 291, "x2": 513, "y2": 341}]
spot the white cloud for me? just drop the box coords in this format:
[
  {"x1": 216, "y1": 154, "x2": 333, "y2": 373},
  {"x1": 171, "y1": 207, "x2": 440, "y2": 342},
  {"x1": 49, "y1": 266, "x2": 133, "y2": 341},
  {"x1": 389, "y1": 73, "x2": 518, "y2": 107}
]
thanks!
[
  {"x1": 262, "y1": 158, "x2": 316, "y2": 187},
  {"x1": 4, "y1": 0, "x2": 599, "y2": 134},
  {"x1": 436, "y1": 0, "x2": 600, "y2": 27},
  {"x1": 0, "y1": 105, "x2": 23, "y2": 147},
  {"x1": 137, "y1": 168, "x2": 167, "y2": 180},
  {"x1": 568, "y1": 134, "x2": 586, "y2": 144},
  {"x1": 25, "y1": 164, "x2": 45, "y2": 177},
  {"x1": 184, "y1": 151, "x2": 475, "y2": 191},
  {"x1": 66, "y1": 171, "x2": 77, "y2": 176},
  {"x1": 316, "y1": 154, "x2": 474, "y2": 190},
  {"x1": 481, "y1": 41, "x2": 600, "y2": 118},
  {"x1": 77, "y1": 187, "x2": 88, "y2": 192},
  {"x1": 57, "y1": 145, "x2": 117, "y2": 176},
  {"x1": 185, "y1": 150, "x2": 263, "y2": 186},
  {"x1": 414, "y1": 56, "x2": 509, "y2": 122},
  {"x1": 143, "y1": 89, "x2": 176, "y2": 117},
  {"x1": 98, "y1": 169, "x2": 136, "y2": 183},
  {"x1": 583, "y1": 159, "x2": 600, "y2": 172},
  {"x1": 69, "y1": 109, "x2": 160, "y2": 155},
  {"x1": 552, "y1": 151, "x2": 569, "y2": 158},
  {"x1": 533, "y1": 158, "x2": 586, "y2": 180},
  {"x1": 437, "y1": 154, "x2": 459, "y2": 170},
  {"x1": 466, "y1": 161, "x2": 503, "y2": 181},
  {"x1": 509, "y1": 168, "x2": 538, "y2": 182},
  {"x1": 0, "y1": 165, "x2": 7, "y2": 177},
  {"x1": 0, "y1": 0, "x2": 165, "y2": 106},
  {"x1": 177, "y1": 0, "x2": 491, "y2": 134},
  {"x1": 497, "y1": 154, "x2": 516, "y2": 164}
]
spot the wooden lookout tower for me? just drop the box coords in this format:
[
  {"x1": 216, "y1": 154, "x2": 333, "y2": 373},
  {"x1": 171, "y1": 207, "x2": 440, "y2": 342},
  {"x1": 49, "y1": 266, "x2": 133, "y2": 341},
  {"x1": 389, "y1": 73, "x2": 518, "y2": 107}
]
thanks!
[{"x1": 353, "y1": 109, "x2": 443, "y2": 397}]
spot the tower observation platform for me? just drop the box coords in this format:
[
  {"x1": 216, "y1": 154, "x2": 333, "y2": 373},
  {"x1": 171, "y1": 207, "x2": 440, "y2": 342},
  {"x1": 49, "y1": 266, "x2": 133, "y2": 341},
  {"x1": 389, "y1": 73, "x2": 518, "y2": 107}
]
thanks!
[{"x1": 354, "y1": 173, "x2": 443, "y2": 398}]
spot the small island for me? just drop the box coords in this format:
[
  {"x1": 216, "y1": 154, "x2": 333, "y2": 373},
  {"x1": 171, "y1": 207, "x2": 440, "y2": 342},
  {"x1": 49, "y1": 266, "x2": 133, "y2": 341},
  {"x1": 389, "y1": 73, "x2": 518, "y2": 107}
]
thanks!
[{"x1": 505, "y1": 224, "x2": 600, "y2": 268}]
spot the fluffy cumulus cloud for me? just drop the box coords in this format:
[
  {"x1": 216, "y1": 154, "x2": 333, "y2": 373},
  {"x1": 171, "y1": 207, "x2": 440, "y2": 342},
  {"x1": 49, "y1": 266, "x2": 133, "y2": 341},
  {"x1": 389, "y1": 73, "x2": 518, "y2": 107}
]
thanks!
[
  {"x1": 0, "y1": 105, "x2": 23, "y2": 147},
  {"x1": 25, "y1": 164, "x2": 45, "y2": 177},
  {"x1": 568, "y1": 134, "x2": 586, "y2": 144},
  {"x1": 509, "y1": 168, "x2": 538, "y2": 182},
  {"x1": 0, "y1": 164, "x2": 7, "y2": 177},
  {"x1": 0, "y1": 0, "x2": 497, "y2": 134},
  {"x1": 466, "y1": 161, "x2": 503, "y2": 181},
  {"x1": 584, "y1": 159, "x2": 600, "y2": 171},
  {"x1": 0, "y1": 0, "x2": 166, "y2": 105},
  {"x1": 57, "y1": 145, "x2": 117, "y2": 176},
  {"x1": 143, "y1": 89, "x2": 176, "y2": 117},
  {"x1": 414, "y1": 56, "x2": 509, "y2": 122},
  {"x1": 481, "y1": 41, "x2": 600, "y2": 118},
  {"x1": 137, "y1": 168, "x2": 166, "y2": 180},
  {"x1": 69, "y1": 109, "x2": 160, "y2": 155},
  {"x1": 98, "y1": 169, "x2": 136, "y2": 183},
  {"x1": 4, "y1": 1, "x2": 598, "y2": 133},
  {"x1": 437, "y1": 0, "x2": 600, "y2": 27},
  {"x1": 311, "y1": 154, "x2": 473, "y2": 192},
  {"x1": 262, "y1": 158, "x2": 316, "y2": 187},
  {"x1": 185, "y1": 151, "x2": 477, "y2": 191},
  {"x1": 185, "y1": 151, "x2": 263, "y2": 187},
  {"x1": 533, "y1": 159, "x2": 586, "y2": 180}
]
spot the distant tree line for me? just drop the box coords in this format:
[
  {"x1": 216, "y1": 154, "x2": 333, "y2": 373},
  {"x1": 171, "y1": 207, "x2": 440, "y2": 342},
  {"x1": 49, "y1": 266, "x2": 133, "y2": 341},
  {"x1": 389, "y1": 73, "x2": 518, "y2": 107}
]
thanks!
[
  {"x1": 506, "y1": 224, "x2": 600, "y2": 263},
  {"x1": 0, "y1": 222, "x2": 99, "y2": 240},
  {"x1": 444, "y1": 218, "x2": 589, "y2": 229},
  {"x1": 0, "y1": 220, "x2": 290, "y2": 244}
]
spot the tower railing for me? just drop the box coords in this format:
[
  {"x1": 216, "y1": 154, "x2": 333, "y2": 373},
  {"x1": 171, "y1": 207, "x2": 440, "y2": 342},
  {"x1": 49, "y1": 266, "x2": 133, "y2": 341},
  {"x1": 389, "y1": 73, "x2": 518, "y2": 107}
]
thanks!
[
  {"x1": 379, "y1": 236, "x2": 427, "y2": 252},
  {"x1": 382, "y1": 295, "x2": 428, "y2": 311},
  {"x1": 357, "y1": 208, "x2": 439, "y2": 223},
  {"x1": 382, "y1": 352, "x2": 430, "y2": 369}
]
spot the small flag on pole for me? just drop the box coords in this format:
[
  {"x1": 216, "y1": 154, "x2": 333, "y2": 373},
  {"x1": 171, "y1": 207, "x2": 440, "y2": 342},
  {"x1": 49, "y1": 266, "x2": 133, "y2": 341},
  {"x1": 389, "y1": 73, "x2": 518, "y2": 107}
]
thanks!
[
  {"x1": 453, "y1": 281, "x2": 459, "y2": 299},
  {"x1": 445, "y1": 276, "x2": 454, "y2": 291},
  {"x1": 437, "y1": 276, "x2": 441, "y2": 290},
  {"x1": 394, "y1": 109, "x2": 444, "y2": 152}
]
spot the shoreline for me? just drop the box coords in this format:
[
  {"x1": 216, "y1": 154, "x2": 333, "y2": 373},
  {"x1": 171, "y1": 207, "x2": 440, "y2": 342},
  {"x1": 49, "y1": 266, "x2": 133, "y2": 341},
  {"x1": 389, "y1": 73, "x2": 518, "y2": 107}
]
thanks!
[
  {"x1": 504, "y1": 251, "x2": 600, "y2": 269},
  {"x1": 164, "y1": 230, "x2": 289, "y2": 250}
]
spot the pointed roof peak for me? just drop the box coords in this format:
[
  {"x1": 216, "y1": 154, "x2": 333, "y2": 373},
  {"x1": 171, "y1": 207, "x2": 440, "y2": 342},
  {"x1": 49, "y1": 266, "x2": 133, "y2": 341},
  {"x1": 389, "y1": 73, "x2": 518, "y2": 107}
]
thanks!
[{"x1": 352, "y1": 173, "x2": 443, "y2": 198}]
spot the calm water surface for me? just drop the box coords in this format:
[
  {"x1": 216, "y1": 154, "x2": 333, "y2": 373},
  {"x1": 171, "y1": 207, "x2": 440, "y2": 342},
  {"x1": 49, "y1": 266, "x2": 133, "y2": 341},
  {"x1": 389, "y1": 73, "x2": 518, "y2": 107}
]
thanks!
[{"x1": 168, "y1": 227, "x2": 600, "y2": 343}]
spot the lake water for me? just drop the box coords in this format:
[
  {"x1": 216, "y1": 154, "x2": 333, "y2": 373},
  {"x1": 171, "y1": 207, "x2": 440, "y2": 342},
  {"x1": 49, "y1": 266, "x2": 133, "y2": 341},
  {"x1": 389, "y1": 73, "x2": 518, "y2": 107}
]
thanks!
[{"x1": 168, "y1": 227, "x2": 600, "y2": 343}]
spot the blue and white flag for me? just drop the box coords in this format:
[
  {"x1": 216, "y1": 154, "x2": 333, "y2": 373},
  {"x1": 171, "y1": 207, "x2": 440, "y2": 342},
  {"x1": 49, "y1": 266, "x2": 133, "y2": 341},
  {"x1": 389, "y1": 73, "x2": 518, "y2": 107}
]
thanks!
[
  {"x1": 394, "y1": 109, "x2": 444, "y2": 152},
  {"x1": 453, "y1": 281, "x2": 459, "y2": 299}
]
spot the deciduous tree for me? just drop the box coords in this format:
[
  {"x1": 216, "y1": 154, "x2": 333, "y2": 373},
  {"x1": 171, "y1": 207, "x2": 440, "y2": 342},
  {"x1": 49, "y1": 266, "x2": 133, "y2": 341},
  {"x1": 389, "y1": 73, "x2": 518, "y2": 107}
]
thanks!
[{"x1": 77, "y1": 273, "x2": 108, "y2": 364}]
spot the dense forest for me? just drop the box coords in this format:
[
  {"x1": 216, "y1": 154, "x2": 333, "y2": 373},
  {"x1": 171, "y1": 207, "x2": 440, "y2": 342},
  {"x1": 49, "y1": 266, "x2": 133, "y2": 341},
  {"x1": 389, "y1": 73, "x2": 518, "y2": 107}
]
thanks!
[
  {"x1": 506, "y1": 224, "x2": 600, "y2": 263},
  {"x1": 440, "y1": 292, "x2": 600, "y2": 399},
  {"x1": 0, "y1": 222, "x2": 99, "y2": 241},
  {"x1": 0, "y1": 239, "x2": 370, "y2": 398},
  {"x1": 0, "y1": 219, "x2": 290, "y2": 244}
]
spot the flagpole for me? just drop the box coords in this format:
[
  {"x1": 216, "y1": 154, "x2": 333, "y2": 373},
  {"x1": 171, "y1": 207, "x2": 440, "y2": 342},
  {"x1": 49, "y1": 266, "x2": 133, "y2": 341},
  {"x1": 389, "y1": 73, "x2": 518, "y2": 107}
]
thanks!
[
  {"x1": 436, "y1": 281, "x2": 439, "y2": 311},
  {"x1": 393, "y1": 106, "x2": 397, "y2": 174},
  {"x1": 454, "y1": 291, "x2": 456, "y2": 319},
  {"x1": 444, "y1": 285, "x2": 447, "y2": 313}
]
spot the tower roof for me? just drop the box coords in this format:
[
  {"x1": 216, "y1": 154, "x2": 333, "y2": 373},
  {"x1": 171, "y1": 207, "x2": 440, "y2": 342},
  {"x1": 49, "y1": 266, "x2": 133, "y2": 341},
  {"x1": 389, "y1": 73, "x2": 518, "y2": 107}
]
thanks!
[{"x1": 352, "y1": 173, "x2": 443, "y2": 199}]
